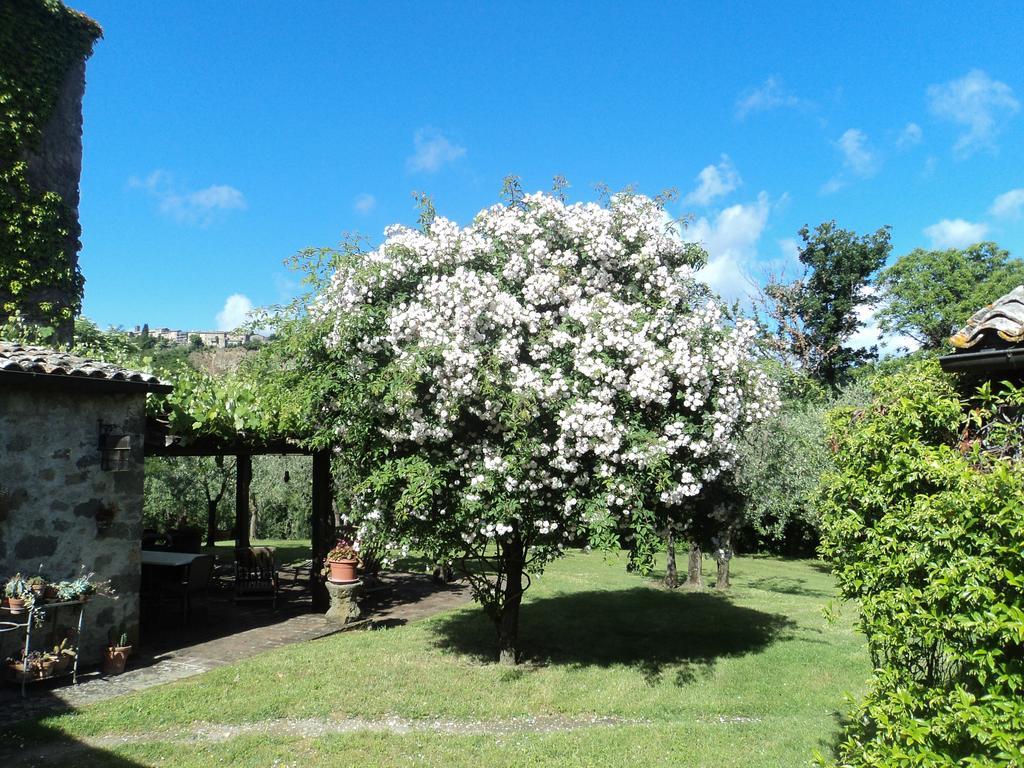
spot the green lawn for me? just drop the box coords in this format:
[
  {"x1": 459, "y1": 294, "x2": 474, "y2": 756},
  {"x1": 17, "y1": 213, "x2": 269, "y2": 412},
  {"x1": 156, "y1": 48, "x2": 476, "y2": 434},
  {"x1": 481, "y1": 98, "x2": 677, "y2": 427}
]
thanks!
[
  {"x1": 8, "y1": 552, "x2": 868, "y2": 768},
  {"x1": 208, "y1": 538, "x2": 314, "y2": 567}
]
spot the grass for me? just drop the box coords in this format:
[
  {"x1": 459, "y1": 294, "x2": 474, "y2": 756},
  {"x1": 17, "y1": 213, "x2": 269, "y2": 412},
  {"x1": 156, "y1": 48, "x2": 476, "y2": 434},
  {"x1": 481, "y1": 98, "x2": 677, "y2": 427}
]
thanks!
[
  {"x1": 208, "y1": 538, "x2": 313, "y2": 567},
  {"x1": 7, "y1": 551, "x2": 868, "y2": 768}
]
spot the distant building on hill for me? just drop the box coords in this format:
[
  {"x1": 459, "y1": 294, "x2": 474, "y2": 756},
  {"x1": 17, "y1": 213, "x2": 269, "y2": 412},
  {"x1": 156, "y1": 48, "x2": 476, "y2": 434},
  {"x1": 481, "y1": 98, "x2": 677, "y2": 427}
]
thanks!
[{"x1": 127, "y1": 326, "x2": 266, "y2": 348}]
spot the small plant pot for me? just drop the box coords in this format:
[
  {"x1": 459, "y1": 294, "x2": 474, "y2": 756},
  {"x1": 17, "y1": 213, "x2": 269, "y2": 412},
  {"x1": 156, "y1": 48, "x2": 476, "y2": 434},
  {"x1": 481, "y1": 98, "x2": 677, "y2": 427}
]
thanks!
[
  {"x1": 53, "y1": 656, "x2": 71, "y2": 675},
  {"x1": 327, "y1": 559, "x2": 358, "y2": 583},
  {"x1": 102, "y1": 645, "x2": 132, "y2": 676},
  {"x1": 44, "y1": 586, "x2": 58, "y2": 600},
  {"x1": 37, "y1": 659, "x2": 56, "y2": 679},
  {"x1": 30, "y1": 584, "x2": 46, "y2": 599},
  {"x1": 5, "y1": 597, "x2": 25, "y2": 615},
  {"x1": 7, "y1": 661, "x2": 29, "y2": 682}
]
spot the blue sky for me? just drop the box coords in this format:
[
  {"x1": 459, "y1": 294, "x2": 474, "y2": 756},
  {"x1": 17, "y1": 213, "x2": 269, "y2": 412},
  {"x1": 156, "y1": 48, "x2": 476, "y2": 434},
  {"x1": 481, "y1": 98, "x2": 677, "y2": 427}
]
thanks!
[{"x1": 74, "y1": 1, "x2": 1024, "y2": 341}]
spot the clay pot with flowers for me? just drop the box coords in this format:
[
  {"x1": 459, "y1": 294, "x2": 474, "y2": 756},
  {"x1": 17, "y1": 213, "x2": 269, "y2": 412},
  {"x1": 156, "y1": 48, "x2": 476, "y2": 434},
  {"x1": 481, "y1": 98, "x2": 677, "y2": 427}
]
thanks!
[{"x1": 324, "y1": 540, "x2": 360, "y2": 584}]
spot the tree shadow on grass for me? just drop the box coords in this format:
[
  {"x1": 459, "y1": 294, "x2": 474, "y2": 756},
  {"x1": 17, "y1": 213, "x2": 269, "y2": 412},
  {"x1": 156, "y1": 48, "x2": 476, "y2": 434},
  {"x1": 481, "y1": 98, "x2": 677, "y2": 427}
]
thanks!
[
  {"x1": 431, "y1": 587, "x2": 797, "y2": 686},
  {"x1": 745, "y1": 576, "x2": 834, "y2": 599},
  {"x1": 3, "y1": 701, "x2": 147, "y2": 768}
]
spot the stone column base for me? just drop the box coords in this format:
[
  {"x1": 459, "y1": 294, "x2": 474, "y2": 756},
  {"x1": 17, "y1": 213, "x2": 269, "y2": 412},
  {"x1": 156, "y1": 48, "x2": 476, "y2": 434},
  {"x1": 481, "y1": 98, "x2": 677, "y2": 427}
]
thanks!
[{"x1": 324, "y1": 579, "x2": 362, "y2": 625}]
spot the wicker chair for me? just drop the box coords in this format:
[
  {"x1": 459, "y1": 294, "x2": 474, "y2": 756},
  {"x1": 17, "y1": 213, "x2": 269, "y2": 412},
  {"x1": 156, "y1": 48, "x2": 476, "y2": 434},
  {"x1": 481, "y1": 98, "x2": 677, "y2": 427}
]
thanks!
[{"x1": 233, "y1": 546, "x2": 279, "y2": 608}]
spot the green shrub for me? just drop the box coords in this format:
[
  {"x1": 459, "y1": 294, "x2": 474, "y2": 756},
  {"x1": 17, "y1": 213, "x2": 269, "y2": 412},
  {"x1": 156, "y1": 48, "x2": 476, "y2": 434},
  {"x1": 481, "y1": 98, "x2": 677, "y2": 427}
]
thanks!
[{"x1": 817, "y1": 360, "x2": 1024, "y2": 766}]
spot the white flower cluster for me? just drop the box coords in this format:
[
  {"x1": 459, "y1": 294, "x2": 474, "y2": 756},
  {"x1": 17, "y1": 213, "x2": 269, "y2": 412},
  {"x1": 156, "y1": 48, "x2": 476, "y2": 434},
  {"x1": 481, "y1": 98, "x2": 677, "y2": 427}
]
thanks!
[{"x1": 318, "y1": 192, "x2": 779, "y2": 552}]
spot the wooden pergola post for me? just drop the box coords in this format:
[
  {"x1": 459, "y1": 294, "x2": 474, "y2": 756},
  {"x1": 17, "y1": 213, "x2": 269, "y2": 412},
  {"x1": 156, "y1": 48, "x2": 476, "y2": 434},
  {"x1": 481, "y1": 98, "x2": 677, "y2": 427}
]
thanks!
[
  {"x1": 311, "y1": 449, "x2": 334, "y2": 611},
  {"x1": 235, "y1": 453, "x2": 252, "y2": 549}
]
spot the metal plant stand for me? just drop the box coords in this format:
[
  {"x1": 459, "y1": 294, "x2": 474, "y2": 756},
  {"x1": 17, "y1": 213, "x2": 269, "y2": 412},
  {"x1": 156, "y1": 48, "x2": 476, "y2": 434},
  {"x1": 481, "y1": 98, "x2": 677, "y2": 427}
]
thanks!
[{"x1": 1, "y1": 599, "x2": 85, "y2": 697}]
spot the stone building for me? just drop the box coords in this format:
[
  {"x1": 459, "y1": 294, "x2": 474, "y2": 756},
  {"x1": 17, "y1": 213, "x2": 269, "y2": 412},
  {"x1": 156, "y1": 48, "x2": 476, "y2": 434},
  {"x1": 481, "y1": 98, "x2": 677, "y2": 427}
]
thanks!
[{"x1": 0, "y1": 342, "x2": 171, "y2": 662}]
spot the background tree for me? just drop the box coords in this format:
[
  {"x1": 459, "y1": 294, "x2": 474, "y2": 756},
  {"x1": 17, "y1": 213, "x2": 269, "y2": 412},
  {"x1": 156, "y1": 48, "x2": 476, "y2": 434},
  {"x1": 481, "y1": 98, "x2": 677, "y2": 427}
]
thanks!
[
  {"x1": 875, "y1": 242, "x2": 1024, "y2": 350},
  {"x1": 758, "y1": 221, "x2": 891, "y2": 389}
]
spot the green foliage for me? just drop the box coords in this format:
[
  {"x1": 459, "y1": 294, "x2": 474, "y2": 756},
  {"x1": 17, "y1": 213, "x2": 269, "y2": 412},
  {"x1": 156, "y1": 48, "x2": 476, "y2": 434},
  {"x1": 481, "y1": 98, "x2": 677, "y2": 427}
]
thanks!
[
  {"x1": 143, "y1": 457, "x2": 218, "y2": 531},
  {"x1": 817, "y1": 360, "x2": 1024, "y2": 766},
  {"x1": 759, "y1": 221, "x2": 891, "y2": 389},
  {"x1": 0, "y1": 0, "x2": 101, "y2": 337},
  {"x1": 733, "y1": 374, "x2": 870, "y2": 554},
  {"x1": 877, "y1": 242, "x2": 1024, "y2": 350}
]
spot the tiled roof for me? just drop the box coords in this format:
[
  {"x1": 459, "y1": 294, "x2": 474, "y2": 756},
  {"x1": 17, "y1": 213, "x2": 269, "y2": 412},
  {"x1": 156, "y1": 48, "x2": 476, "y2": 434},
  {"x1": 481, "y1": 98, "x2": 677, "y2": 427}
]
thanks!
[
  {"x1": 950, "y1": 286, "x2": 1024, "y2": 350},
  {"x1": 0, "y1": 342, "x2": 172, "y2": 392}
]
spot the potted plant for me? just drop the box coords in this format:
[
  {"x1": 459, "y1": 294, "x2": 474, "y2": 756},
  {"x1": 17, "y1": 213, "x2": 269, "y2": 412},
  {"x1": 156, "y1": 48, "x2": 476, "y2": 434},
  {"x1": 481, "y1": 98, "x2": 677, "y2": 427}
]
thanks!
[
  {"x1": 27, "y1": 575, "x2": 47, "y2": 599},
  {"x1": 5, "y1": 655, "x2": 29, "y2": 682},
  {"x1": 324, "y1": 540, "x2": 360, "y2": 583},
  {"x1": 102, "y1": 630, "x2": 132, "y2": 676},
  {"x1": 36, "y1": 651, "x2": 57, "y2": 679},
  {"x1": 50, "y1": 638, "x2": 76, "y2": 675},
  {"x1": 3, "y1": 574, "x2": 30, "y2": 614}
]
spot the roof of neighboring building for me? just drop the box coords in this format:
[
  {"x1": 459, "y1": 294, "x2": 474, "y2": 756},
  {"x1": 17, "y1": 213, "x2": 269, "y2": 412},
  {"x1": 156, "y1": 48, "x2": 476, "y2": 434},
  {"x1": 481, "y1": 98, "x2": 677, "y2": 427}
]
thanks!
[
  {"x1": 950, "y1": 285, "x2": 1024, "y2": 350},
  {"x1": 0, "y1": 342, "x2": 173, "y2": 394}
]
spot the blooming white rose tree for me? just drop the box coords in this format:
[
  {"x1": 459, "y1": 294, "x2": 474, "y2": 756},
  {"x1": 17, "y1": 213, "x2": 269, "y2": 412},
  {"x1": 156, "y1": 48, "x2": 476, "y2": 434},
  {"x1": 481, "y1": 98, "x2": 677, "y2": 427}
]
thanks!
[{"x1": 315, "y1": 188, "x2": 777, "y2": 663}]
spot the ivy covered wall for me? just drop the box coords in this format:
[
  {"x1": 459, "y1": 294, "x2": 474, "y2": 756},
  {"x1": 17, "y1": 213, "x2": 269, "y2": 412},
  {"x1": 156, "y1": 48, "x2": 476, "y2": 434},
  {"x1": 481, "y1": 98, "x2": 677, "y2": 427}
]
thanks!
[{"x1": 0, "y1": 0, "x2": 101, "y2": 345}]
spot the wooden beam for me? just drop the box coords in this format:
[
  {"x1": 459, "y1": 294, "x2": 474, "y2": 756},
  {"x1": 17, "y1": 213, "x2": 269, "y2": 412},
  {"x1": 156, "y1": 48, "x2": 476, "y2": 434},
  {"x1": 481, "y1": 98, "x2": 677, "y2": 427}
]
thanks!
[
  {"x1": 235, "y1": 453, "x2": 252, "y2": 548},
  {"x1": 311, "y1": 449, "x2": 334, "y2": 612}
]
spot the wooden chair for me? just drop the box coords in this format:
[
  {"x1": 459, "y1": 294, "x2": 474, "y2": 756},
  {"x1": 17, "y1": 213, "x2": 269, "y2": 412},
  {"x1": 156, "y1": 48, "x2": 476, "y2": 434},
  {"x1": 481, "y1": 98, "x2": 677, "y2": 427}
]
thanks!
[{"x1": 234, "y1": 546, "x2": 279, "y2": 608}]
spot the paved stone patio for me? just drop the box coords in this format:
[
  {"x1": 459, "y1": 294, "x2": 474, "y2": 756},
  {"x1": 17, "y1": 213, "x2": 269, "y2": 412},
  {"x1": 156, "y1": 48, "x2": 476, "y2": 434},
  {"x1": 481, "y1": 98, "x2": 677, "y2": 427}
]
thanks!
[{"x1": 0, "y1": 571, "x2": 470, "y2": 723}]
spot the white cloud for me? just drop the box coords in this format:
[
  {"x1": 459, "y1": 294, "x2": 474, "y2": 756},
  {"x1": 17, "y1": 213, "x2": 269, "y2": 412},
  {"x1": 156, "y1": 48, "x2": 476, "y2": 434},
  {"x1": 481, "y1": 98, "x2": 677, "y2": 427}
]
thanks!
[
  {"x1": 838, "y1": 128, "x2": 879, "y2": 176},
  {"x1": 684, "y1": 154, "x2": 741, "y2": 206},
  {"x1": 682, "y1": 192, "x2": 771, "y2": 299},
  {"x1": 777, "y1": 237, "x2": 801, "y2": 268},
  {"x1": 354, "y1": 193, "x2": 376, "y2": 214},
  {"x1": 822, "y1": 129, "x2": 879, "y2": 193},
  {"x1": 989, "y1": 188, "x2": 1024, "y2": 220},
  {"x1": 406, "y1": 128, "x2": 466, "y2": 173},
  {"x1": 897, "y1": 122, "x2": 923, "y2": 149},
  {"x1": 216, "y1": 294, "x2": 255, "y2": 331},
  {"x1": 923, "y1": 218, "x2": 989, "y2": 249},
  {"x1": 128, "y1": 170, "x2": 246, "y2": 226},
  {"x1": 848, "y1": 299, "x2": 921, "y2": 357},
  {"x1": 927, "y1": 69, "x2": 1019, "y2": 158},
  {"x1": 734, "y1": 76, "x2": 804, "y2": 119}
]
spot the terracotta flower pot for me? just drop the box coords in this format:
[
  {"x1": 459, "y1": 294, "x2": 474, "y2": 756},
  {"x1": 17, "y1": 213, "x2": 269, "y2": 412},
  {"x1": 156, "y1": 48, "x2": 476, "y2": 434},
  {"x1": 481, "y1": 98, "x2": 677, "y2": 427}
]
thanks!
[
  {"x1": 53, "y1": 656, "x2": 71, "y2": 675},
  {"x1": 5, "y1": 597, "x2": 25, "y2": 615},
  {"x1": 327, "y1": 559, "x2": 358, "y2": 583},
  {"x1": 102, "y1": 645, "x2": 132, "y2": 675},
  {"x1": 7, "y1": 661, "x2": 29, "y2": 682}
]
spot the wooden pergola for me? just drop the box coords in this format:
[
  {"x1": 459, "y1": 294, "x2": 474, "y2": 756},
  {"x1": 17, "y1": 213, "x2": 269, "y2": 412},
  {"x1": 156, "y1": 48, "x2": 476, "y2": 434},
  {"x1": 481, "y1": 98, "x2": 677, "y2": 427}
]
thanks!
[{"x1": 144, "y1": 420, "x2": 336, "y2": 611}]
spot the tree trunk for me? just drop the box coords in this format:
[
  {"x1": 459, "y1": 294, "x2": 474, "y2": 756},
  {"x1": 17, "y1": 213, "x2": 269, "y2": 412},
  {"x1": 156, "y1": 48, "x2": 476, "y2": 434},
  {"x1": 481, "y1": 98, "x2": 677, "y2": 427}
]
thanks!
[
  {"x1": 715, "y1": 534, "x2": 732, "y2": 589},
  {"x1": 495, "y1": 538, "x2": 525, "y2": 665},
  {"x1": 249, "y1": 494, "x2": 259, "y2": 542},
  {"x1": 663, "y1": 529, "x2": 679, "y2": 589},
  {"x1": 686, "y1": 541, "x2": 703, "y2": 589},
  {"x1": 715, "y1": 551, "x2": 730, "y2": 589}
]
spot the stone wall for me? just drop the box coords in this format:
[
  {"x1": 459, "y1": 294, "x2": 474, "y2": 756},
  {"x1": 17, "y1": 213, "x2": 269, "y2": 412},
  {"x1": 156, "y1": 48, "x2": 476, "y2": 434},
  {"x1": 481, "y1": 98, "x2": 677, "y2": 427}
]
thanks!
[
  {"x1": 0, "y1": 386, "x2": 145, "y2": 663},
  {"x1": 21, "y1": 57, "x2": 89, "y2": 345}
]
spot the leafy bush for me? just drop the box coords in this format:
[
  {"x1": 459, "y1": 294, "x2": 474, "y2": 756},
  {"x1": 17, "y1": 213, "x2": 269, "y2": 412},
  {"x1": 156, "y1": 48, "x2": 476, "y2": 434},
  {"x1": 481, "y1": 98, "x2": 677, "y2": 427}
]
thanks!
[{"x1": 817, "y1": 360, "x2": 1024, "y2": 766}]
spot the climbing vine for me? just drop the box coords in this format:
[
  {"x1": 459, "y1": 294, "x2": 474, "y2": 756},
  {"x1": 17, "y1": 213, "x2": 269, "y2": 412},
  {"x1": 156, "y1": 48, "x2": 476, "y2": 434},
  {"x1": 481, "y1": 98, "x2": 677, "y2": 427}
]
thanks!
[{"x1": 0, "y1": 0, "x2": 101, "y2": 341}]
